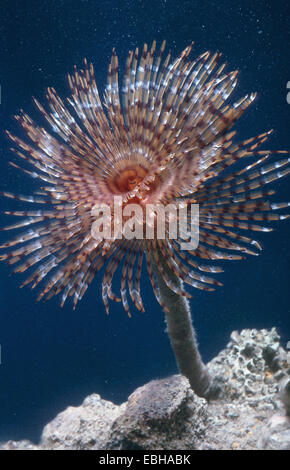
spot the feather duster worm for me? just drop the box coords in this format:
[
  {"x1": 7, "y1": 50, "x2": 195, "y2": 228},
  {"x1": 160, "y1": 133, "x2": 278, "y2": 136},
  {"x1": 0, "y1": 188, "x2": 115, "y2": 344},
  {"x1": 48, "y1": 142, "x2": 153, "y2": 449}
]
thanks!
[{"x1": 1, "y1": 42, "x2": 289, "y2": 398}]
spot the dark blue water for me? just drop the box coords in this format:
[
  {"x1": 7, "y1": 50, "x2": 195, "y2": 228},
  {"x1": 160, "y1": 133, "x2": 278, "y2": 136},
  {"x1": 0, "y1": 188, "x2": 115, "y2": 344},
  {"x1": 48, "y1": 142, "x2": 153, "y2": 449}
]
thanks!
[{"x1": 0, "y1": 0, "x2": 289, "y2": 443}]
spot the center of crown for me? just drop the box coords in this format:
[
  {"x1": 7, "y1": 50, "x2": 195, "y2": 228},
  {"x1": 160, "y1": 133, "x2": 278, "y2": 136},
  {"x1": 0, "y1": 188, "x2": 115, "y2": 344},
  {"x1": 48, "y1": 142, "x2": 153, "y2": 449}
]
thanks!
[
  {"x1": 108, "y1": 164, "x2": 151, "y2": 197},
  {"x1": 118, "y1": 168, "x2": 145, "y2": 192},
  {"x1": 106, "y1": 160, "x2": 166, "y2": 207}
]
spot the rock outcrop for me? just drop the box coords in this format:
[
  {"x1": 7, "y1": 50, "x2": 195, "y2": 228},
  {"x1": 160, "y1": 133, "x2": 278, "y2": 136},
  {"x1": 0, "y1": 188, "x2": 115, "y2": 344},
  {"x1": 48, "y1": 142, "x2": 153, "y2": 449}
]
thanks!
[{"x1": 1, "y1": 327, "x2": 289, "y2": 450}]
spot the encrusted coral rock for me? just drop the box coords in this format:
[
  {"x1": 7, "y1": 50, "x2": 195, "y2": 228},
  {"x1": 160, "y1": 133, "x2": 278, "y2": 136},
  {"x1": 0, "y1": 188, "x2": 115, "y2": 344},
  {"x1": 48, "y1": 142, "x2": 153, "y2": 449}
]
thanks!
[
  {"x1": 280, "y1": 376, "x2": 290, "y2": 415},
  {"x1": 107, "y1": 375, "x2": 207, "y2": 450},
  {"x1": 259, "y1": 414, "x2": 290, "y2": 450},
  {"x1": 1, "y1": 328, "x2": 289, "y2": 450},
  {"x1": 41, "y1": 394, "x2": 124, "y2": 450}
]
